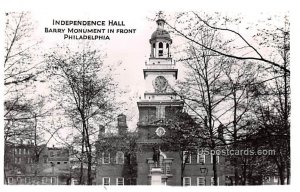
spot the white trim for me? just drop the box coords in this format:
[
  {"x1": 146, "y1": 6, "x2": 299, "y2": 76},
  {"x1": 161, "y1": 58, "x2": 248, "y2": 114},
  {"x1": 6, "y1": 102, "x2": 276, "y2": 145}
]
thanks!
[
  {"x1": 274, "y1": 176, "x2": 278, "y2": 184},
  {"x1": 183, "y1": 151, "x2": 191, "y2": 164},
  {"x1": 116, "y1": 151, "x2": 124, "y2": 164},
  {"x1": 51, "y1": 177, "x2": 56, "y2": 185},
  {"x1": 25, "y1": 177, "x2": 31, "y2": 184},
  {"x1": 103, "y1": 177, "x2": 110, "y2": 185},
  {"x1": 197, "y1": 150, "x2": 205, "y2": 164},
  {"x1": 42, "y1": 177, "x2": 47, "y2": 184},
  {"x1": 17, "y1": 177, "x2": 21, "y2": 184},
  {"x1": 8, "y1": 177, "x2": 13, "y2": 184},
  {"x1": 210, "y1": 177, "x2": 219, "y2": 186},
  {"x1": 183, "y1": 177, "x2": 191, "y2": 186},
  {"x1": 210, "y1": 154, "x2": 219, "y2": 164},
  {"x1": 197, "y1": 177, "x2": 205, "y2": 186},
  {"x1": 116, "y1": 177, "x2": 124, "y2": 185},
  {"x1": 102, "y1": 152, "x2": 110, "y2": 164}
]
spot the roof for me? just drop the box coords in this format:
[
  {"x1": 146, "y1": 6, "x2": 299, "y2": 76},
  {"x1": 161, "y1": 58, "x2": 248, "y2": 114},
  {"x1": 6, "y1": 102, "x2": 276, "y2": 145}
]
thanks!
[{"x1": 150, "y1": 29, "x2": 171, "y2": 41}]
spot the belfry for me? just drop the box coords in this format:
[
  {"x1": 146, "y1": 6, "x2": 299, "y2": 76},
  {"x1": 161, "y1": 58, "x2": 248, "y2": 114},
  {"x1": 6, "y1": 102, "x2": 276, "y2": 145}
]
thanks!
[{"x1": 136, "y1": 15, "x2": 184, "y2": 185}]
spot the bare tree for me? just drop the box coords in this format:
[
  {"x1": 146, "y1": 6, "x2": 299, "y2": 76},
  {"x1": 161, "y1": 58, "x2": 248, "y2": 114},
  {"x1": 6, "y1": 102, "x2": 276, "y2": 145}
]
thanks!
[
  {"x1": 4, "y1": 11, "x2": 45, "y2": 145},
  {"x1": 165, "y1": 11, "x2": 289, "y2": 73},
  {"x1": 45, "y1": 43, "x2": 120, "y2": 185},
  {"x1": 175, "y1": 27, "x2": 232, "y2": 185}
]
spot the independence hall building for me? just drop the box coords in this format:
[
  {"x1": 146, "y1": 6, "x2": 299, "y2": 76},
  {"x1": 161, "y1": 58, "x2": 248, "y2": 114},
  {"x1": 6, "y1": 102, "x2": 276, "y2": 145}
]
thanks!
[{"x1": 95, "y1": 17, "x2": 228, "y2": 186}]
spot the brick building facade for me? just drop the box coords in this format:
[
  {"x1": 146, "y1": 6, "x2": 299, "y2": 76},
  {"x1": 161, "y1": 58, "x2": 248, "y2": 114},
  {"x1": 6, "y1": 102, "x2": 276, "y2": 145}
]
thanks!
[
  {"x1": 95, "y1": 17, "x2": 227, "y2": 186},
  {"x1": 4, "y1": 141, "x2": 70, "y2": 185}
]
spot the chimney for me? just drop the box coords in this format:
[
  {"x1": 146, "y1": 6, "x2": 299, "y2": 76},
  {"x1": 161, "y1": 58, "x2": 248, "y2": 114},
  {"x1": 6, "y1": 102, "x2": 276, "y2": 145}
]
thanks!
[
  {"x1": 117, "y1": 114, "x2": 128, "y2": 135},
  {"x1": 218, "y1": 124, "x2": 224, "y2": 141},
  {"x1": 98, "y1": 125, "x2": 105, "y2": 138}
]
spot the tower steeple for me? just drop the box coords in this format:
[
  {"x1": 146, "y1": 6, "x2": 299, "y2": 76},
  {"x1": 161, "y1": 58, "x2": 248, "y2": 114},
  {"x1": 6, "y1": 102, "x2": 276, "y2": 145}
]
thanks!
[{"x1": 149, "y1": 15, "x2": 172, "y2": 58}]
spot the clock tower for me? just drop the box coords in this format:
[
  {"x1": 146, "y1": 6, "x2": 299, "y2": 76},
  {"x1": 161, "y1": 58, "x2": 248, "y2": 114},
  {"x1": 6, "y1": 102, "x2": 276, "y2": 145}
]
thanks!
[{"x1": 136, "y1": 16, "x2": 184, "y2": 185}]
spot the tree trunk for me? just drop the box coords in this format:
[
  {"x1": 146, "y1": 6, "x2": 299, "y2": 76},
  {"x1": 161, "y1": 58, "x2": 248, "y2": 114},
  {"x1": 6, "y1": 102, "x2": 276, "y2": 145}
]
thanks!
[{"x1": 212, "y1": 154, "x2": 218, "y2": 185}]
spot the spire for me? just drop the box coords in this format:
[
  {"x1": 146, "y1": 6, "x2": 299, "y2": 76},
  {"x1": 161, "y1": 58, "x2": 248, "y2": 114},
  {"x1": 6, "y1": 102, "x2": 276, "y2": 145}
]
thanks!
[{"x1": 156, "y1": 11, "x2": 166, "y2": 30}]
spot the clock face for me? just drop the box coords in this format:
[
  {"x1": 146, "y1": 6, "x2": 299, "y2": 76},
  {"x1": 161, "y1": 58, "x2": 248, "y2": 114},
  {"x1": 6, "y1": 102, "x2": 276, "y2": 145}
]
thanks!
[
  {"x1": 153, "y1": 76, "x2": 168, "y2": 92},
  {"x1": 155, "y1": 127, "x2": 166, "y2": 137}
]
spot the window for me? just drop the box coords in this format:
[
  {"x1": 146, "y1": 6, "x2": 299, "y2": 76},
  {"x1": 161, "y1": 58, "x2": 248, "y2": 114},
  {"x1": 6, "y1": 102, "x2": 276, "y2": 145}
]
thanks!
[
  {"x1": 14, "y1": 148, "x2": 18, "y2": 154},
  {"x1": 158, "y1": 50, "x2": 163, "y2": 56},
  {"x1": 18, "y1": 148, "x2": 22, "y2": 154},
  {"x1": 159, "y1": 42, "x2": 163, "y2": 48},
  {"x1": 25, "y1": 177, "x2": 31, "y2": 184},
  {"x1": 183, "y1": 177, "x2": 191, "y2": 186},
  {"x1": 211, "y1": 177, "x2": 219, "y2": 185},
  {"x1": 210, "y1": 154, "x2": 219, "y2": 164},
  {"x1": 153, "y1": 43, "x2": 155, "y2": 48},
  {"x1": 274, "y1": 176, "x2": 278, "y2": 184},
  {"x1": 102, "y1": 153, "x2": 110, "y2": 164},
  {"x1": 183, "y1": 151, "x2": 191, "y2": 164},
  {"x1": 64, "y1": 162, "x2": 68, "y2": 164},
  {"x1": 197, "y1": 177, "x2": 205, "y2": 186},
  {"x1": 197, "y1": 150, "x2": 205, "y2": 164},
  {"x1": 116, "y1": 151, "x2": 124, "y2": 164},
  {"x1": 57, "y1": 162, "x2": 60, "y2": 164},
  {"x1": 116, "y1": 177, "x2": 124, "y2": 185},
  {"x1": 42, "y1": 177, "x2": 47, "y2": 184},
  {"x1": 27, "y1": 149, "x2": 30, "y2": 155},
  {"x1": 51, "y1": 177, "x2": 56, "y2": 185},
  {"x1": 166, "y1": 164, "x2": 171, "y2": 174},
  {"x1": 15, "y1": 157, "x2": 21, "y2": 164},
  {"x1": 8, "y1": 177, "x2": 13, "y2": 184},
  {"x1": 43, "y1": 157, "x2": 47, "y2": 163},
  {"x1": 17, "y1": 177, "x2": 21, "y2": 184},
  {"x1": 28, "y1": 157, "x2": 32, "y2": 164},
  {"x1": 23, "y1": 148, "x2": 26, "y2": 154},
  {"x1": 103, "y1": 177, "x2": 110, "y2": 185},
  {"x1": 50, "y1": 151, "x2": 54, "y2": 157}
]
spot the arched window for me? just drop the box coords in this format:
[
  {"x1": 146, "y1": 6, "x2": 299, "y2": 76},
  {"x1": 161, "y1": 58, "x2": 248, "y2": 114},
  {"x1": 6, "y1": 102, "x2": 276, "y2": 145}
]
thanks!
[
  {"x1": 166, "y1": 43, "x2": 169, "y2": 57},
  {"x1": 159, "y1": 42, "x2": 163, "y2": 48},
  {"x1": 116, "y1": 151, "x2": 124, "y2": 164}
]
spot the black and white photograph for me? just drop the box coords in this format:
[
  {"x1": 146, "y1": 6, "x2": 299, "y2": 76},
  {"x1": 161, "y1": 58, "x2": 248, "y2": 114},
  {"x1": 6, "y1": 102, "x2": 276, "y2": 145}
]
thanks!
[{"x1": 1, "y1": 0, "x2": 295, "y2": 191}]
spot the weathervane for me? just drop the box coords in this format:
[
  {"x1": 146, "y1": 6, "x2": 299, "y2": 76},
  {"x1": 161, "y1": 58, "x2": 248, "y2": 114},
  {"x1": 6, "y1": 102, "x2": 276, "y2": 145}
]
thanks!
[{"x1": 156, "y1": 11, "x2": 165, "y2": 20}]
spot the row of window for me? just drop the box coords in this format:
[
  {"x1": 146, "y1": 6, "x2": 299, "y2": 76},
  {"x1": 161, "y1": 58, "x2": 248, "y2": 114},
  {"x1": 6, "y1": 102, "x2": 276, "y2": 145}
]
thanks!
[
  {"x1": 183, "y1": 151, "x2": 220, "y2": 164},
  {"x1": 183, "y1": 177, "x2": 220, "y2": 186},
  {"x1": 7, "y1": 176, "x2": 57, "y2": 185},
  {"x1": 14, "y1": 148, "x2": 30, "y2": 155},
  {"x1": 49, "y1": 161, "x2": 68, "y2": 165},
  {"x1": 49, "y1": 151, "x2": 67, "y2": 157},
  {"x1": 14, "y1": 157, "x2": 32, "y2": 164},
  {"x1": 152, "y1": 42, "x2": 169, "y2": 49},
  {"x1": 102, "y1": 151, "x2": 124, "y2": 164},
  {"x1": 102, "y1": 177, "x2": 124, "y2": 185},
  {"x1": 152, "y1": 42, "x2": 170, "y2": 57}
]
